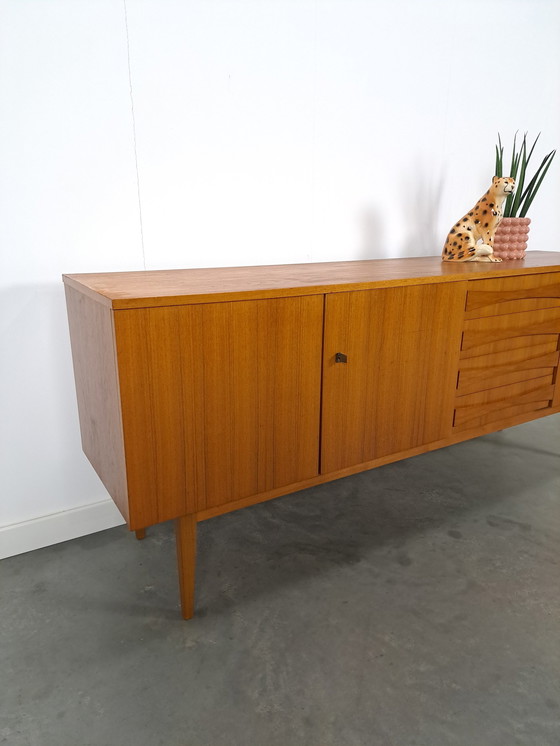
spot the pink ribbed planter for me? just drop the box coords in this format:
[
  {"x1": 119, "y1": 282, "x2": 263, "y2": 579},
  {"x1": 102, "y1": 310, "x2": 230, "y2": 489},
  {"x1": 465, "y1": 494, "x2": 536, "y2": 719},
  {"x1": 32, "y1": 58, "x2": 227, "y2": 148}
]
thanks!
[{"x1": 493, "y1": 217, "x2": 531, "y2": 260}]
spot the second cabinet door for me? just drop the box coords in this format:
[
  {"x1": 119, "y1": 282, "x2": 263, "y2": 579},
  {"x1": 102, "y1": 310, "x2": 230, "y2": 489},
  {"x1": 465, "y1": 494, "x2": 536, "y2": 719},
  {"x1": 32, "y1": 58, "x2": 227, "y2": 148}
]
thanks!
[{"x1": 321, "y1": 283, "x2": 466, "y2": 473}]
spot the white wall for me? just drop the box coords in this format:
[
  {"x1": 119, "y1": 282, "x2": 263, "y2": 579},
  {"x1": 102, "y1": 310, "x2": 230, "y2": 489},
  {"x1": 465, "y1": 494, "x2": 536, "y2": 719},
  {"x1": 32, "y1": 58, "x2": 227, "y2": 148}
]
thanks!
[{"x1": 1, "y1": 0, "x2": 559, "y2": 557}]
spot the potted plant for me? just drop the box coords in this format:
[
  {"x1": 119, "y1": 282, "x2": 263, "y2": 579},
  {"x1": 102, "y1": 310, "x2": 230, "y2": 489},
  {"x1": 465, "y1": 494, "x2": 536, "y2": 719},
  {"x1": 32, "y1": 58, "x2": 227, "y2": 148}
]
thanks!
[{"x1": 493, "y1": 132, "x2": 556, "y2": 259}]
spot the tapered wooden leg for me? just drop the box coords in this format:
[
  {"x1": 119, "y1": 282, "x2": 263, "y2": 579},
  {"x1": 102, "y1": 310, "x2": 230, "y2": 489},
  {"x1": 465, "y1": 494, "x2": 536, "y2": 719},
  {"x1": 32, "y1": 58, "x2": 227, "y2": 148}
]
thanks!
[
  {"x1": 135, "y1": 528, "x2": 146, "y2": 540},
  {"x1": 175, "y1": 514, "x2": 197, "y2": 620}
]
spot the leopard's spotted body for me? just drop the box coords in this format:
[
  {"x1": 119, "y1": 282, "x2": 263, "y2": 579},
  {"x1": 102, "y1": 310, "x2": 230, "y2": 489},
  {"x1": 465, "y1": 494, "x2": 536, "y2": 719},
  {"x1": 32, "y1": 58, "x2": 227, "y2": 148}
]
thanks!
[{"x1": 442, "y1": 176, "x2": 515, "y2": 262}]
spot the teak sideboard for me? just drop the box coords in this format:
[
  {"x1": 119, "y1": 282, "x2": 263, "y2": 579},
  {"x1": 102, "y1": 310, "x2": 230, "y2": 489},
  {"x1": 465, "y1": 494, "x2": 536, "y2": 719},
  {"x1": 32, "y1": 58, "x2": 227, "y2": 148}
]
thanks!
[{"x1": 63, "y1": 252, "x2": 560, "y2": 619}]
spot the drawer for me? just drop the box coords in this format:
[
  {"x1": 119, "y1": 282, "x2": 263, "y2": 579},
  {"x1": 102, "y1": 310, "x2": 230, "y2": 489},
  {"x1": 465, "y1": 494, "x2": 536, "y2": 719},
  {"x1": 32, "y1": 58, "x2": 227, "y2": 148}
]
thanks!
[
  {"x1": 456, "y1": 348, "x2": 559, "y2": 395},
  {"x1": 459, "y1": 334, "x2": 559, "y2": 361},
  {"x1": 454, "y1": 399, "x2": 554, "y2": 431},
  {"x1": 453, "y1": 377, "x2": 555, "y2": 430},
  {"x1": 461, "y1": 307, "x2": 560, "y2": 352},
  {"x1": 465, "y1": 273, "x2": 560, "y2": 319}
]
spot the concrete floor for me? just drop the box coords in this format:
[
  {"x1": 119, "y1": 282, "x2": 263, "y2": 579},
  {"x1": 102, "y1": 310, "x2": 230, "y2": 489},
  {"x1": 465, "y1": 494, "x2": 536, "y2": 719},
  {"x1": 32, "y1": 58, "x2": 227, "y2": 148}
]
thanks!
[{"x1": 2, "y1": 415, "x2": 560, "y2": 746}]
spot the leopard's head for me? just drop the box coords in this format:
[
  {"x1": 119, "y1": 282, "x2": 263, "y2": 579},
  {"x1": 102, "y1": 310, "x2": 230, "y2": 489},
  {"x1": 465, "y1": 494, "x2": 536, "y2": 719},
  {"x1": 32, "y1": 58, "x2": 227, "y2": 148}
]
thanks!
[{"x1": 492, "y1": 176, "x2": 516, "y2": 196}]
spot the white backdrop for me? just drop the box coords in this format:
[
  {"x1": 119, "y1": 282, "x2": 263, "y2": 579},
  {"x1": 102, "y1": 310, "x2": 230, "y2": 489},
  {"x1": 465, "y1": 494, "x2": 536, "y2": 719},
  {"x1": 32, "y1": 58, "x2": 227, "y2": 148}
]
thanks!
[{"x1": 1, "y1": 0, "x2": 559, "y2": 555}]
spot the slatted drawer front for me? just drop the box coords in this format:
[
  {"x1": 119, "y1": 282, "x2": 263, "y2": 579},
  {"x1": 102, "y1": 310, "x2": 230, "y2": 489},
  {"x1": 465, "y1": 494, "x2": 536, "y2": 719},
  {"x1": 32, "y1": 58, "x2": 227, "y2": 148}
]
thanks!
[
  {"x1": 465, "y1": 273, "x2": 560, "y2": 319},
  {"x1": 457, "y1": 345, "x2": 559, "y2": 396},
  {"x1": 454, "y1": 378, "x2": 555, "y2": 430},
  {"x1": 454, "y1": 280, "x2": 560, "y2": 431},
  {"x1": 461, "y1": 307, "x2": 560, "y2": 350}
]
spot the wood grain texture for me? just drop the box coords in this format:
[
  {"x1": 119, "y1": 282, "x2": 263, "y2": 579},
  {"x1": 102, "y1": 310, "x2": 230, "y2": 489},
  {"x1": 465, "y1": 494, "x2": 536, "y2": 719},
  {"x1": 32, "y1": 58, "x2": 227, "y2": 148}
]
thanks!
[
  {"x1": 62, "y1": 252, "x2": 560, "y2": 310},
  {"x1": 175, "y1": 514, "x2": 197, "y2": 620},
  {"x1": 197, "y1": 402, "x2": 560, "y2": 522},
  {"x1": 459, "y1": 335, "x2": 559, "y2": 361},
  {"x1": 113, "y1": 296, "x2": 323, "y2": 526},
  {"x1": 454, "y1": 400, "x2": 553, "y2": 431},
  {"x1": 458, "y1": 366, "x2": 557, "y2": 396},
  {"x1": 465, "y1": 274, "x2": 560, "y2": 317},
  {"x1": 454, "y1": 377, "x2": 555, "y2": 429},
  {"x1": 465, "y1": 296, "x2": 560, "y2": 320},
  {"x1": 64, "y1": 285, "x2": 129, "y2": 521},
  {"x1": 456, "y1": 350, "x2": 560, "y2": 395},
  {"x1": 554, "y1": 336, "x2": 560, "y2": 409},
  {"x1": 320, "y1": 283, "x2": 467, "y2": 473},
  {"x1": 461, "y1": 308, "x2": 560, "y2": 350}
]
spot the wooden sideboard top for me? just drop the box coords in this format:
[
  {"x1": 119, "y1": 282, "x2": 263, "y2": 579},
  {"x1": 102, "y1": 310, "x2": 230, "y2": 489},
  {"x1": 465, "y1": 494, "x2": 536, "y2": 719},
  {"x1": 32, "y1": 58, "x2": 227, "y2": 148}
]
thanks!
[{"x1": 63, "y1": 251, "x2": 560, "y2": 309}]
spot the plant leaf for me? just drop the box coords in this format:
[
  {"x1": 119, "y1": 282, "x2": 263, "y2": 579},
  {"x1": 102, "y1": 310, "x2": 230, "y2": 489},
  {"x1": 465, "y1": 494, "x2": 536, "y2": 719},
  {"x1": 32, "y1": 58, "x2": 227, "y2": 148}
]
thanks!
[
  {"x1": 495, "y1": 145, "x2": 502, "y2": 177},
  {"x1": 510, "y1": 135, "x2": 528, "y2": 217},
  {"x1": 504, "y1": 136, "x2": 522, "y2": 217},
  {"x1": 509, "y1": 131, "x2": 519, "y2": 177},
  {"x1": 519, "y1": 150, "x2": 556, "y2": 217},
  {"x1": 496, "y1": 133, "x2": 504, "y2": 176},
  {"x1": 519, "y1": 149, "x2": 555, "y2": 203},
  {"x1": 525, "y1": 132, "x2": 541, "y2": 165}
]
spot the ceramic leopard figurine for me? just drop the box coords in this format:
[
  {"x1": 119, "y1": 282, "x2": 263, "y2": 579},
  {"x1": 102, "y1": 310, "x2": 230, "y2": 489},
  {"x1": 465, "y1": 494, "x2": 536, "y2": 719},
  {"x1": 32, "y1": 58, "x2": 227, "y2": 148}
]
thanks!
[{"x1": 442, "y1": 176, "x2": 515, "y2": 262}]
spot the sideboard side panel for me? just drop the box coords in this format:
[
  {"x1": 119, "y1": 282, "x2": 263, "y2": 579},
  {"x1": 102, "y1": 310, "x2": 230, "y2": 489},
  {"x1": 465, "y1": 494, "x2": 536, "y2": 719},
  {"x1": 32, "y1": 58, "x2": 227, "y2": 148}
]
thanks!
[{"x1": 64, "y1": 285, "x2": 129, "y2": 522}]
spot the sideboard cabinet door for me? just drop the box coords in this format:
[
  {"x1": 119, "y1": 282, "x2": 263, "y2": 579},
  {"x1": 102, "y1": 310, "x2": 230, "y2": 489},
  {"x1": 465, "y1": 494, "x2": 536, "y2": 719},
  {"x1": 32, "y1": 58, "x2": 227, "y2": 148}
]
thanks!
[
  {"x1": 114, "y1": 295, "x2": 323, "y2": 526},
  {"x1": 321, "y1": 283, "x2": 467, "y2": 473}
]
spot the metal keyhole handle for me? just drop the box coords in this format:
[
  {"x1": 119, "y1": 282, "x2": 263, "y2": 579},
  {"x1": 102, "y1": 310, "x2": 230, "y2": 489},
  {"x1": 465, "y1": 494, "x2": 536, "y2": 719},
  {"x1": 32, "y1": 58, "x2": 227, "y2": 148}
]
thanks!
[{"x1": 335, "y1": 352, "x2": 347, "y2": 363}]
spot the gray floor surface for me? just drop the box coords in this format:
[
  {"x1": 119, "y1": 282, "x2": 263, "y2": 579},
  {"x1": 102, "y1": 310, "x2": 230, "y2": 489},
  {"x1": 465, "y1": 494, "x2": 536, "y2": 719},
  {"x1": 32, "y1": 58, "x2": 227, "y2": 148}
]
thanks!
[{"x1": 2, "y1": 414, "x2": 560, "y2": 746}]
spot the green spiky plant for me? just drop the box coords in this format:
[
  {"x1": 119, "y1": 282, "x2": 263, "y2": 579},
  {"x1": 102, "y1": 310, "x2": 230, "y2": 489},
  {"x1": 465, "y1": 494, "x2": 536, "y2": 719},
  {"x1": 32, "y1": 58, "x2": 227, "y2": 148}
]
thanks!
[{"x1": 495, "y1": 132, "x2": 556, "y2": 218}]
